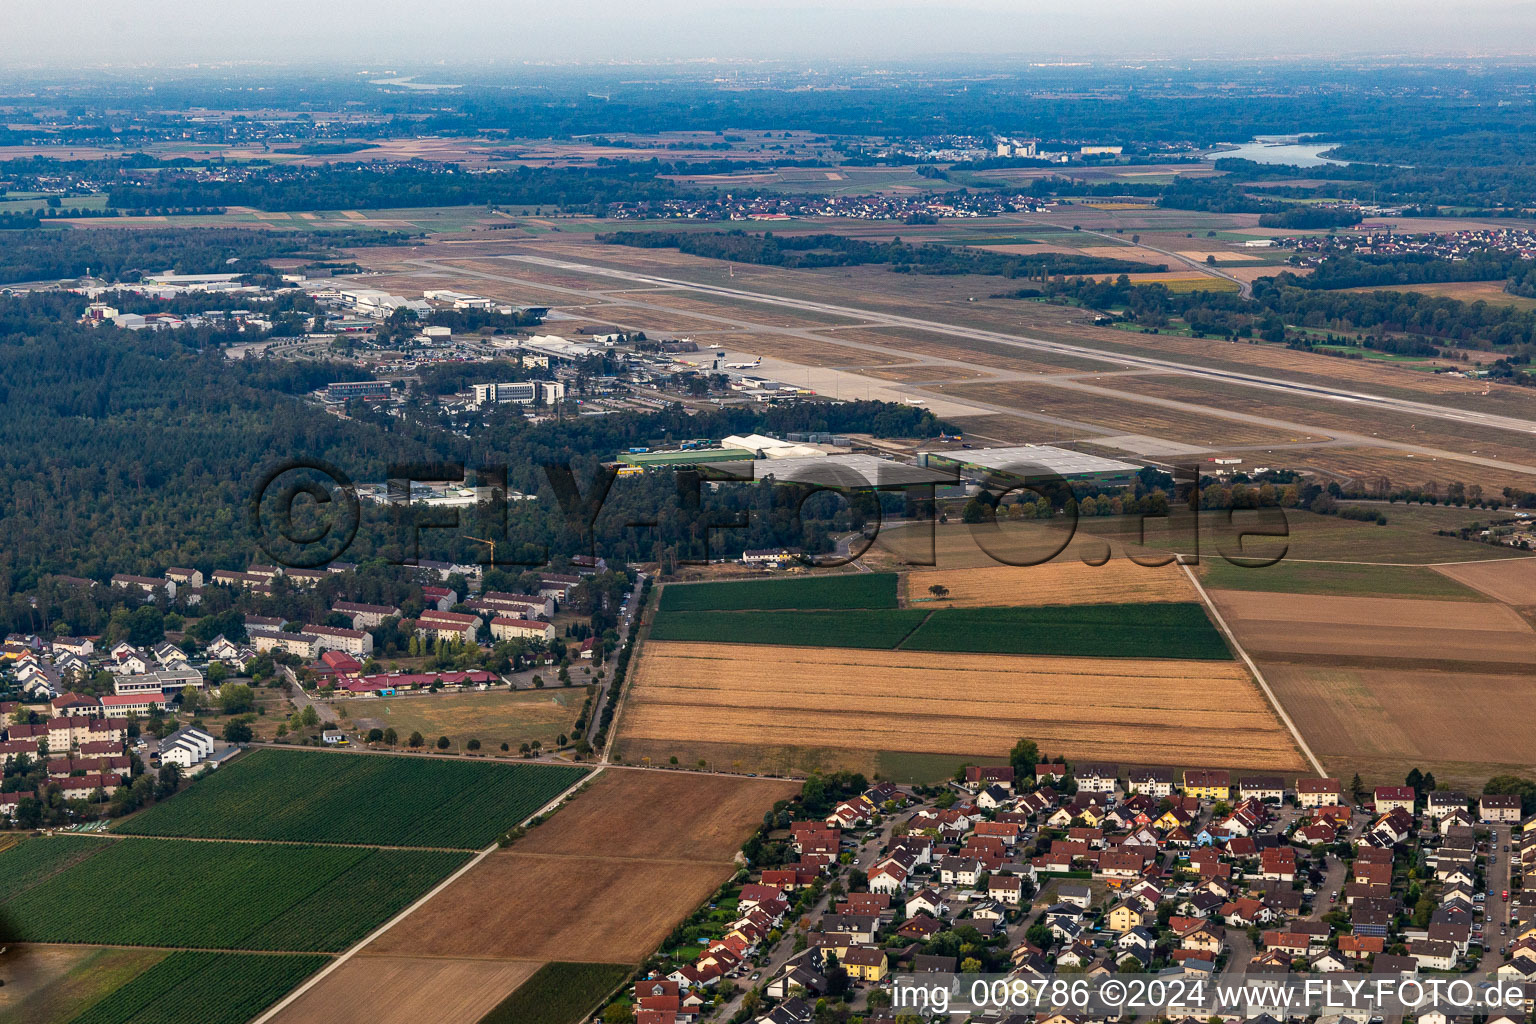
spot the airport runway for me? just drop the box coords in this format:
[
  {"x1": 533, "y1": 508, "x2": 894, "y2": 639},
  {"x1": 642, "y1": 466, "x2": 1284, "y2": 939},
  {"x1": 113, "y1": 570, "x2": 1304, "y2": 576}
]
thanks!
[{"x1": 499, "y1": 253, "x2": 1536, "y2": 441}]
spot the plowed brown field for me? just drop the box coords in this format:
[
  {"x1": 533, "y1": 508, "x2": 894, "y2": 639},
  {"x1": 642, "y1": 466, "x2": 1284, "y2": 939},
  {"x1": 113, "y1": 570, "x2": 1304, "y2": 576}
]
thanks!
[
  {"x1": 271, "y1": 957, "x2": 540, "y2": 1024},
  {"x1": 1434, "y1": 558, "x2": 1536, "y2": 606},
  {"x1": 1208, "y1": 589, "x2": 1536, "y2": 669},
  {"x1": 361, "y1": 770, "x2": 795, "y2": 965}
]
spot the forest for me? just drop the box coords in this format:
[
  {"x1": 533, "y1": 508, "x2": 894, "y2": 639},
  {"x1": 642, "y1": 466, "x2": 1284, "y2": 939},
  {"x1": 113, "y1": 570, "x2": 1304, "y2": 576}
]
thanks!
[
  {"x1": 0, "y1": 226, "x2": 405, "y2": 285},
  {"x1": 597, "y1": 229, "x2": 1159, "y2": 277},
  {"x1": 998, "y1": 269, "x2": 1536, "y2": 355},
  {"x1": 0, "y1": 290, "x2": 948, "y2": 635}
]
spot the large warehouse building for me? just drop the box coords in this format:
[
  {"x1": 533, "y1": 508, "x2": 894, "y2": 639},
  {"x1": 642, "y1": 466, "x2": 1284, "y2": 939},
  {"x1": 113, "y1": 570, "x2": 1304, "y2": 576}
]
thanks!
[{"x1": 920, "y1": 445, "x2": 1140, "y2": 486}]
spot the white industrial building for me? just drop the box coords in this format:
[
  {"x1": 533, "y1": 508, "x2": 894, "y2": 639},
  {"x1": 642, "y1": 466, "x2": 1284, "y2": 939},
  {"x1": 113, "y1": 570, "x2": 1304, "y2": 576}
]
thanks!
[
  {"x1": 920, "y1": 445, "x2": 1140, "y2": 486},
  {"x1": 159, "y1": 726, "x2": 217, "y2": 769}
]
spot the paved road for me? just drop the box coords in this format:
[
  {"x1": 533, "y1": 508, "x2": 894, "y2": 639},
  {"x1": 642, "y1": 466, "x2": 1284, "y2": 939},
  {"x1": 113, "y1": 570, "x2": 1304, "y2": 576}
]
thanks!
[
  {"x1": 280, "y1": 666, "x2": 338, "y2": 726},
  {"x1": 1020, "y1": 219, "x2": 1254, "y2": 298},
  {"x1": 585, "y1": 573, "x2": 646, "y2": 750}
]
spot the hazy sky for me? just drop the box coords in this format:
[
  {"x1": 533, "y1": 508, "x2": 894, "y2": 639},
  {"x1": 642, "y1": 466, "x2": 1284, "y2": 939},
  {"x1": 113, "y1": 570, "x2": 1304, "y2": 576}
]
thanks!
[{"x1": 13, "y1": 0, "x2": 1536, "y2": 67}]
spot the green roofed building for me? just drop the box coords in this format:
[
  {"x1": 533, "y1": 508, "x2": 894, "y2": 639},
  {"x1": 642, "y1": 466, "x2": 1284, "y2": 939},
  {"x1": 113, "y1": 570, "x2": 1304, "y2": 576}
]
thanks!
[{"x1": 616, "y1": 446, "x2": 753, "y2": 468}]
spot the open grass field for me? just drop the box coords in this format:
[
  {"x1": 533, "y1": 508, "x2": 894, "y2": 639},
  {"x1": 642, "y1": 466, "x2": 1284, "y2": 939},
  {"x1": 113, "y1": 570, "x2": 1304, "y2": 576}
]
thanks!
[
  {"x1": 364, "y1": 770, "x2": 796, "y2": 965},
  {"x1": 1198, "y1": 558, "x2": 1491, "y2": 599},
  {"x1": 902, "y1": 602, "x2": 1232, "y2": 659},
  {"x1": 617, "y1": 642, "x2": 1303, "y2": 774},
  {"x1": 648, "y1": 608, "x2": 928, "y2": 648},
  {"x1": 115, "y1": 748, "x2": 586, "y2": 849},
  {"x1": 67, "y1": 952, "x2": 330, "y2": 1024},
  {"x1": 2, "y1": 837, "x2": 468, "y2": 951},
  {"x1": 345, "y1": 689, "x2": 584, "y2": 755},
  {"x1": 905, "y1": 560, "x2": 1195, "y2": 607},
  {"x1": 269, "y1": 956, "x2": 544, "y2": 1024},
  {"x1": 946, "y1": 380, "x2": 1314, "y2": 447},
  {"x1": 478, "y1": 962, "x2": 634, "y2": 1024},
  {"x1": 0, "y1": 947, "x2": 167, "y2": 1024},
  {"x1": 658, "y1": 571, "x2": 898, "y2": 611},
  {"x1": 1434, "y1": 557, "x2": 1536, "y2": 606},
  {"x1": 1208, "y1": 589, "x2": 1536, "y2": 670}
]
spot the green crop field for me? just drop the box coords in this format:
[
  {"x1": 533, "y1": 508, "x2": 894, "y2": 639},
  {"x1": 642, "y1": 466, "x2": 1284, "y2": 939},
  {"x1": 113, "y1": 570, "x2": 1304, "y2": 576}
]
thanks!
[
  {"x1": 478, "y1": 962, "x2": 633, "y2": 1024},
  {"x1": 115, "y1": 748, "x2": 585, "y2": 848},
  {"x1": 1, "y1": 837, "x2": 467, "y2": 951},
  {"x1": 649, "y1": 608, "x2": 928, "y2": 648},
  {"x1": 68, "y1": 952, "x2": 330, "y2": 1024},
  {"x1": 658, "y1": 572, "x2": 898, "y2": 612},
  {"x1": 0, "y1": 834, "x2": 107, "y2": 899},
  {"x1": 900, "y1": 602, "x2": 1233, "y2": 660}
]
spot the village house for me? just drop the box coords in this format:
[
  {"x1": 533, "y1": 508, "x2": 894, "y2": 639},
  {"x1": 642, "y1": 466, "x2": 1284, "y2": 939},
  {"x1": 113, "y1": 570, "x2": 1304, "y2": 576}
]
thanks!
[
  {"x1": 1128, "y1": 768, "x2": 1176, "y2": 798},
  {"x1": 1183, "y1": 770, "x2": 1231, "y2": 801},
  {"x1": 1482, "y1": 794, "x2": 1522, "y2": 823},
  {"x1": 1374, "y1": 785, "x2": 1417, "y2": 814},
  {"x1": 1297, "y1": 777, "x2": 1343, "y2": 808}
]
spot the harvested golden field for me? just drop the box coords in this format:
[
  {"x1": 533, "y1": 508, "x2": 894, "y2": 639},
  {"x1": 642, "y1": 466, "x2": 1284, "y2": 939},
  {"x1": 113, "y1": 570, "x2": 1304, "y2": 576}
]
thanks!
[
  {"x1": 363, "y1": 769, "x2": 793, "y2": 965},
  {"x1": 1434, "y1": 557, "x2": 1536, "y2": 606},
  {"x1": 1263, "y1": 663, "x2": 1536, "y2": 788},
  {"x1": 905, "y1": 560, "x2": 1195, "y2": 607},
  {"x1": 619, "y1": 642, "x2": 1304, "y2": 771},
  {"x1": 1209, "y1": 589, "x2": 1536, "y2": 670},
  {"x1": 270, "y1": 957, "x2": 541, "y2": 1024},
  {"x1": 1347, "y1": 281, "x2": 1536, "y2": 311},
  {"x1": 867, "y1": 519, "x2": 1132, "y2": 571}
]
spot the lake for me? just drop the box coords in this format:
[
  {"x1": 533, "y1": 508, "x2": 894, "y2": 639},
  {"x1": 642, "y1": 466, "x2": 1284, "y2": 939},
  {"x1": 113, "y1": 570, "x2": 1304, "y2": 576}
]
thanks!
[{"x1": 1209, "y1": 135, "x2": 1346, "y2": 167}]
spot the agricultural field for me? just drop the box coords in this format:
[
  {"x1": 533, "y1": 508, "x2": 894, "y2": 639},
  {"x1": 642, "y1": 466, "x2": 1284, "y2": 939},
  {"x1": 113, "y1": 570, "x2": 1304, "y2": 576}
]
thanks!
[
  {"x1": 268, "y1": 956, "x2": 545, "y2": 1024},
  {"x1": 68, "y1": 952, "x2": 329, "y2": 1024},
  {"x1": 901, "y1": 603, "x2": 1232, "y2": 660},
  {"x1": 477, "y1": 962, "x2": 634, "y2": 1024},
  {"x1": 115, "y1": 748, "x2": 586, "y2": 848},
  {"x1": 616, "y1": 642, "x2": 1302, "y2": 777},
  {"x1": 1263, "y1": 664, "x2": 1536, "y2": 790},
  {"x1": 1, "y1": 837, "x2": 467, "y2": 951},
  {"x1": 1208, "y1": 590, "x2": 1536, "y2": 670},
  {"x1": 657, "y1": 571, "x2": 898, "y2": 611},
  {"x1": 648, "y1": 607, "x2": 928, "y2": 648},
  {"x1": 0, "y1": 947, "x2": 166, "y2": 1024},
  {"x1": 363, "y1": 769, "x2": 797, "y2": 965},
  {"x1": 345, "y1": 688, "x2": 585, "y2": 756},
  {"x1": 1434, "y1": 556, "x2": 1536, "y2": 606},
  {"x1": 906, "y1": 560, "x2": 1195, "y2": 607},
  {"x1": 1198, "y1": 558, "x2": 1490, "y2": 599},
  {"x1": 0, "y1": 833, "x2": 107, "y2": 896}
]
